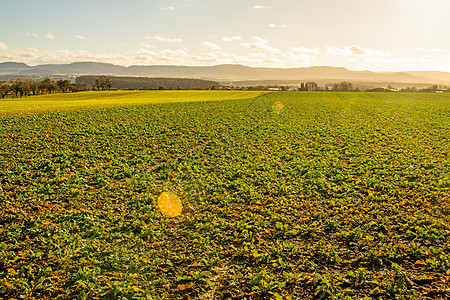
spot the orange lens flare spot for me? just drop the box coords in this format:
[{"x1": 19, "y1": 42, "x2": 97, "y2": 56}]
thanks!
[
  {"x1": 157, "y1": 192, "x2": 182, "y2": 217},
  {"x1": 272, "y1": 102, "x2": 284, "y2": 113}
]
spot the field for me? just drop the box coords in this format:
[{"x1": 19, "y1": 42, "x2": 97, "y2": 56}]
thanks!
[
  {"x1": 1, "y1": 91, "x2": 450, "y2": 299},
  {"x1": 0, "y1": 90, "x2": 267, "y2": 116}
]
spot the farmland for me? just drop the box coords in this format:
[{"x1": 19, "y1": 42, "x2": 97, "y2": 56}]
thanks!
[
  {"x1": 1, "y1": 91, "x2": 450, "y2": 299},
  {"x1": 0, "y1": 90, "x2": 267, "y2": 116}
]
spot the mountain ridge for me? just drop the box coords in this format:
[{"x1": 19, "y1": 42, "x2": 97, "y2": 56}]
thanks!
[{"x1": 1, "y1": 61, "x2": 449, "y2": 85}]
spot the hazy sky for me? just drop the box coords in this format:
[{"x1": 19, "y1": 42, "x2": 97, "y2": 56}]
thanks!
[{"x1": 1, "y1": 0, "x2": 449, "y2": 71}]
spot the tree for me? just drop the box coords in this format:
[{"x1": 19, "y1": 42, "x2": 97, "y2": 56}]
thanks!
[
  {"x1": 29, "y1": 81, "x2": 40, "y2": 95},
  {"x1": 305, "y1": 82, "x2": 318, "y2": 91},
  {"x1": 300, "y1": 82, "x2": 306, "y2": 91},
  {"x1": 94, "y1": 76, "x2": 112, "y2": 90},
  {"x1": 11, "y1": 80, "x2": 33, "y2": 97},
  {"x1": 0, "y1": 84, "x2": 11, "y2": 98},
  {"x1": 339, "y1": 81, "x2": 353, "y2": 92},
  {"x1": 70, "y1": 83, "x2": 89, "y2": 92},
  {"x1": 39, "y1": 78, "x2": 57, "y2": 94},
  {"x1": 331, "y1": 81, "x2": 354, "y2": 92},
  {"x1": 57, "y1": 79, "x2": 71, "y2": 92}
]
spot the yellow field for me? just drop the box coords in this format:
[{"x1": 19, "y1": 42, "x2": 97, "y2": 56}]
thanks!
[{"x1": 0, "y1": 90, "x2": 268, "y2": 116}]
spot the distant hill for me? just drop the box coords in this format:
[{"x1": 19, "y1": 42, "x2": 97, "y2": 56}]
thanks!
[
  {"x1": 405, "y1": 71, "x2": 450, "y2": 83},
  {"x1": 1, "y1": 61, "x2": 449, "y2": 85}
]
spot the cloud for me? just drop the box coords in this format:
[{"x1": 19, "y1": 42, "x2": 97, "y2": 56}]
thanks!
[
  {"x1": 160, "y1": 6, "x2": 175, "y2": 10},
  {"x1": 0, "y1": 42, "x2": 8, "y2": 50},
  {"x1": 221, "y1": 36, "x2": 242, "y2": 42},
  {"x1": 282, "y1": 47, "x2": 318, "y2": 65},
  {"x1": 250, "y1": 52, "x2": 267, "y2": 58},
  {"x1": 138, "y1": 48, "x2": 157, "y2": 56},
  {"x1": 0, "y1": 47, "x2": 135, "y2": 66},
  {"x1": 207, "y1": 50, "x2": 281, "y2": 66},
  {"x1": 253, "y1": 5, "x2": 271, "y2": 9},
  {"x1": 45, "y1": 32, "x2": 56, "y2": 40},
  {"x1": 136, "y1": 47, "x2": 219, "y2": 65},
  {"x1": 202, "y1": 41, "x2": 221, "y2": 50},
  {"x1": 141, "y1": 43, "x2": 157, "y2": 49},
  {"x1": 284, "y1": 52, "x2": 315, "y2": 64},
  {"x1": 291, "y1": 47, "x2": 319, "y2": 54},
  {"x1": 261, "y1": 57, "x2": 282, "y2": 65},
  {"x1": 26, "y1": 32, "x2": 39, "y2": 38},
  {"x1": 268, "y1": 24, "x2": 289, "y2": 29},
  {"x1": 160, "y1": 49, "x2": 189, "y2": 58},
  {"x1": 133, "y1": 44, "x2": 287, "y2": 67},
  {"x1": 75, "y1": 35, "x2": 85, "y2": 40},
  {"x1": 147, "y1": 35, "x2": 183, "y2": 43},
  {"x1": 416, "y1": 48, "x2": 440, "y2": 52},
  {"x1": 241, "y1": 36, "x2": 280, "y2": 53},
  {"x1": 365, "y1": 56, "x2": 439, "y2": 68},
  {"x1": 326, "y1": 46, "x2": 353, "y2": 56},
  {"x1": 326, "y1": 45, "x2": 390, "y2": 57}
]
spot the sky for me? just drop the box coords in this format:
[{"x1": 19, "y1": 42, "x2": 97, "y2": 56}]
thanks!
[{"x1": 1, "y1": 0, "x2": 449, "y2": 71}]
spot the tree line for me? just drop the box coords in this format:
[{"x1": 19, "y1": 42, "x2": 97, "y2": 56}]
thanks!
[
  {"x1": 2, "y1": 77, "x2": 448, "y2": 99},
  {"x1": 76, "y1": 76, "x2": 220, "y2": 90},
  {"x1": 1, "y1": 75, "x2": 219, "y2": 99},
  {"x1": 226, "y1": 81, "x2": 450, "y2": 93},
  {"x1": 0, "y1": 78, "x2": 90, "y2": 99}
]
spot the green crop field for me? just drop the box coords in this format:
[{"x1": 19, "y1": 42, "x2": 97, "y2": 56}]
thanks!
[
  {"x1": 0, "y1": 90, "x2": 267, "y2": 116},
  {"x1": 1, "y1": 91, "x2": 450, "y2": 299}
]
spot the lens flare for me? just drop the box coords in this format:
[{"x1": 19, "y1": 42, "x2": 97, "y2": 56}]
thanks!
[
  {"x1": 272, "y1": 102, "x2": 284, "y2": 114},
  {"x1": 157, "y1": 192, "x2": 182, "y2": 217}
]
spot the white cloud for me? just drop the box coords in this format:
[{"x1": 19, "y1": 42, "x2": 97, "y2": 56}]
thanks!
[
  {"x1": 136, "y1": 47, "x2": 218, "y2": 65},
  {"x1": 0, "y1": 47, "x2": 134, "y2": 66},
  {"x1": 1, "y1": 43, "x2": 448, "y2": 70},
  {"x1": 241, "y1": 36, "x2": 280, "y2": 53},
  {"x1": 209, "y1": 50, "x2": 280, "y2": 66},
  {"x1": 139, "y1": 48, "x2": 157, "y2": 55},
  {"x1": 416, "y1": 48, "x2": 440, "y2": 52},
  {"x1": 267, "y1": 24, "x2": 289, "y2": 29},
  {"x1": 365, "y1": 56, "x2": 438, "y2": 67},
  {"x1": 326, "y1": 45, "x2": 390, "y2": 57},
  {"x1": 146, "y1": 35, "x2": 183, "y2": 43},
  {"x1": 282, "y1": 47, "x2": 318, "y2": 65},
  {"x1": 26, "y1": 32, "x2": 39, "y2": 38},
  {"x1": 160, "y1": 49, "x2": 189, "y2": 58},
  {"x1": 284, "y1": 52, "x2": 315, "y2": 64},
  {"x1": 250, "y1": 52, "x2": 267, "y2": 58},
  {"x1": 160, "y1": 6, "x2": 175, "y2": 10},
  {"x1": 221, "y1": 36, "x2": 242, "y2": 42},
  {"x1": 202, "y1": 41, "x2": 221, "y2": 50},
  {"x1": 45, "y1": 32, "x2": 56, "y2": 40},
  {"x1": 291, "y1": 47, "x2": 319, "y2": 54},
  {"x1": 133, "y1": 45, "x2": 288, "y2": 67},
  {"x1": 75, "y1": 35, "x2": 85, "y2": 40},
  {"x1": 253, "y1": 5, "x2": 271, "y2": 9},
  {"x1": 253, "y1": 36, "x2": 268, "y2": 44},
  {"x1": 262, "y1": 57, "x2": 282, "y2": 65},
  {"x1": 141, "y1": 43, "x2": 157, "y2": 49}
]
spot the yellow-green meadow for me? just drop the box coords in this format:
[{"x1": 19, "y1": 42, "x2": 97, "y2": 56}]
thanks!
[{"x1": 0, "y1": 90, "x2": 268, "y2": 116}]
